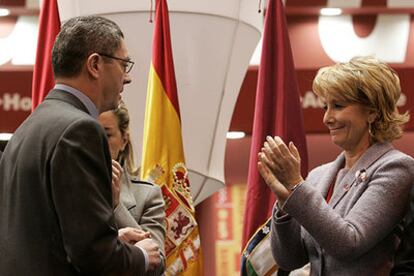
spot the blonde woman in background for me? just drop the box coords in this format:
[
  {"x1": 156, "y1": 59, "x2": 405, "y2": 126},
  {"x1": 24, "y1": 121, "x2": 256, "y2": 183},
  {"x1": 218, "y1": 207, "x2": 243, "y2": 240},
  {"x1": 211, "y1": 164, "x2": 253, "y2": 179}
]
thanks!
[{"x1": 99, "y1": 101, "x2": 166, "y2": 275}]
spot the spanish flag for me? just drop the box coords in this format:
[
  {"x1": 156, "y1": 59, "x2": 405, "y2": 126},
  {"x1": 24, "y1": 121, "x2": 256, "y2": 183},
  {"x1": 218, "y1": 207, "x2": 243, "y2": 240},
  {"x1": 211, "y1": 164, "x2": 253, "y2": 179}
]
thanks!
[{"x1": 140, "y1": 0, "x2": 203, "y2": 275}]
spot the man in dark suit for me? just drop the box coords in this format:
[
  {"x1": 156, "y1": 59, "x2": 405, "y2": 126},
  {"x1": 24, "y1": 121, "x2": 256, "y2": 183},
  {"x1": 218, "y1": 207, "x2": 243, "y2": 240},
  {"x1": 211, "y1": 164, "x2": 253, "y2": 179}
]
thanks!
[{"x1": 0, "y1": 16, "x2": 160, "y2": 275}]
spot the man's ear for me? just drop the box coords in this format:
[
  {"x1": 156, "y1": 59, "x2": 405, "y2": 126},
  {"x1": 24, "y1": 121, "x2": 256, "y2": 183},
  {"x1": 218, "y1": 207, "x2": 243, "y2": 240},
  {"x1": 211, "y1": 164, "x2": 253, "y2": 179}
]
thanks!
[{"x1": 86, "y1": 53, "x2": 101, "y2": 79}]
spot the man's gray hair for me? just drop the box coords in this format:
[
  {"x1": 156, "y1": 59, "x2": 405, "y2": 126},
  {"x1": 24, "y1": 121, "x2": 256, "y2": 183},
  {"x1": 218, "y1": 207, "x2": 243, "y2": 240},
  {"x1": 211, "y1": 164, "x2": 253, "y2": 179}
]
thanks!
[{"x1": 52, "y1": 15, "x2": 124, "y2": 77}]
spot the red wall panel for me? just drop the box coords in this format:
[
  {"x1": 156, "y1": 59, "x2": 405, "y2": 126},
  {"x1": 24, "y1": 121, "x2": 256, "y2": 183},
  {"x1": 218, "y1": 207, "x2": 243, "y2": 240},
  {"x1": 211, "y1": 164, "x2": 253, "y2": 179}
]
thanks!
[{"x1": 0, "y1": 71, "x2": 32, "y2": 133}]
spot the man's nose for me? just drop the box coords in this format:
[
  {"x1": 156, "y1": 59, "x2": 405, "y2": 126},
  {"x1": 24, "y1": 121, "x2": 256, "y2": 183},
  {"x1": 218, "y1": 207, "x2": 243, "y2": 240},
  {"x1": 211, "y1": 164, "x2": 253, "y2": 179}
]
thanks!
[{"x1": 124, "y1": 73, "x2": 132, "y2": 85}]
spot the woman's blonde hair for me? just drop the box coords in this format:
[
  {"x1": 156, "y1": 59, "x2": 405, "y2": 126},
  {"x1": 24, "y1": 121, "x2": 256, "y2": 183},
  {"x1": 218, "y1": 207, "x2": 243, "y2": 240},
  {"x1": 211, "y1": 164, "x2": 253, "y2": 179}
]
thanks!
[
  {"x1": 112, "y1": 101, "x2": 139, "y2": 176},
  {"x1": 312, "y1": 56, "x2": 409, "y2": 143}
]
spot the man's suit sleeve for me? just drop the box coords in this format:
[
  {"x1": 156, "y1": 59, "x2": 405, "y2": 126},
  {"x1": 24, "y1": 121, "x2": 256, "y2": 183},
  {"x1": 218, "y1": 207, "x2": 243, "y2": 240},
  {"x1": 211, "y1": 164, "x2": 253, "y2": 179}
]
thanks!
[{"x1": 50, "y1": 118, "x2": 145, "y2": 275}]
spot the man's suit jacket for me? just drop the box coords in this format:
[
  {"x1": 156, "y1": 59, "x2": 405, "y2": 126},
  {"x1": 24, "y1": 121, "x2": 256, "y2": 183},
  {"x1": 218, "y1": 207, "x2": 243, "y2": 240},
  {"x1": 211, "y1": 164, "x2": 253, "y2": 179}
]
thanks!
[
  {"x1": 271, "y1": 143, "x2": 414, "y2": 276},
  {"x1": 114, "y1": 172, "x2": 166, "y2": 275},
  {"x1": 0, "y1": 89, "x2": 146, "y2": 275}
]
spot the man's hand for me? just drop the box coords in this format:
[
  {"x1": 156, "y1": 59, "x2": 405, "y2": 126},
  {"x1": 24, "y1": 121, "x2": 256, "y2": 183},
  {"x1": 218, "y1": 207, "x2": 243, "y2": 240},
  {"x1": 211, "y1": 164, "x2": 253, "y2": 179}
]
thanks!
[
  {"x1": 111, "y1": 159, "x2": 122, "y2": 208},
  {"x1": 135, "y1": 238, "x2": 161, "y2": 271},
  {"x1": 118, "y1": 227, "x2": 150, "y2": 244}
]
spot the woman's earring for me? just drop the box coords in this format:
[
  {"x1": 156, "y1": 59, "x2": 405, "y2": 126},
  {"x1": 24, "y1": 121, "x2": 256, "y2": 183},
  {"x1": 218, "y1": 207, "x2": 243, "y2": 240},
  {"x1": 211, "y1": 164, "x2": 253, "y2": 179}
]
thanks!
[{"x1": 368, "y1": 122, "x2": 374, "y2": 137}]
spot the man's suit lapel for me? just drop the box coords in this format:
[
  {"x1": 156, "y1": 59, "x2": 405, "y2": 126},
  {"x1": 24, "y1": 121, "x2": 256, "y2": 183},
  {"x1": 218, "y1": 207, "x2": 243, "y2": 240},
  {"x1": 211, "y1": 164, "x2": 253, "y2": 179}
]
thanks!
[{"x1": 329, "y1": 143, "x2": 394, "y2": 208}]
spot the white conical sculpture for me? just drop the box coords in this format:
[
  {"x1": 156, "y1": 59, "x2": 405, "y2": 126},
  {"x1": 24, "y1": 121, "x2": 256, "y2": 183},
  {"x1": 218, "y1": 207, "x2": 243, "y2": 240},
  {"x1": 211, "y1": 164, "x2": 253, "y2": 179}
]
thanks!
[{"x1": 57, "y1": 0, "x2": 263, "y2": 205}]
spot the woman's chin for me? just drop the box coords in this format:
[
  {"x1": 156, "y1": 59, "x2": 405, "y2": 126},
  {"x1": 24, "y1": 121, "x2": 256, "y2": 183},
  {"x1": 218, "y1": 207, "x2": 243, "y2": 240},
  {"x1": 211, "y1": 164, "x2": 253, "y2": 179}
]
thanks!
[{"x1": 331, "y1": 137, "x2": 344, "y2": 149}]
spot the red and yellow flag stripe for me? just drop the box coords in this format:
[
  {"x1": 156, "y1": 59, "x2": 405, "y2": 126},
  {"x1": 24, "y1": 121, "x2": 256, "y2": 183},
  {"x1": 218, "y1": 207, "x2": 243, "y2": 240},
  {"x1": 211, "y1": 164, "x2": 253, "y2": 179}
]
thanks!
[{"x1": 141, "y1": 0, "x2": 203, "y2": 275}]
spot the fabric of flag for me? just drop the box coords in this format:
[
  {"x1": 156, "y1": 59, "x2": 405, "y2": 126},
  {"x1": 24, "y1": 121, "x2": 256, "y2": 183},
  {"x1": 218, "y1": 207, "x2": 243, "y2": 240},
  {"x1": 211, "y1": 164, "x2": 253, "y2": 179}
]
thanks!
[
  {"x1": 140, "y1": 0, "x2": 203, "y2": 275},
  {"x1": 241, "y1": 0, "x2": 309, "y2": 252},
  {"x1": 31, "y1": 0, "x2": 60, "y2": 111},
  {"x1": 241, "y1": 218, "x2": 278, "y2": 276},
  {"x1": 241, "y1": 218, "x2": 310, "y2": 276}
]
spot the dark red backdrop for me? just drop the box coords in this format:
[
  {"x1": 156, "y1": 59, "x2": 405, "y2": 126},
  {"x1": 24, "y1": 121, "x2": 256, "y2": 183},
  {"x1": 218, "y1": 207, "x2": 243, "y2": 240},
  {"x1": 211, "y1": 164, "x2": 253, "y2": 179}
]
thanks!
[
  {"x1": 0, "y1": 71, "x2": 32, "y2": 133},
  {"x1": 231, "y1": 67, "x2": 414, "y2": 134}
]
